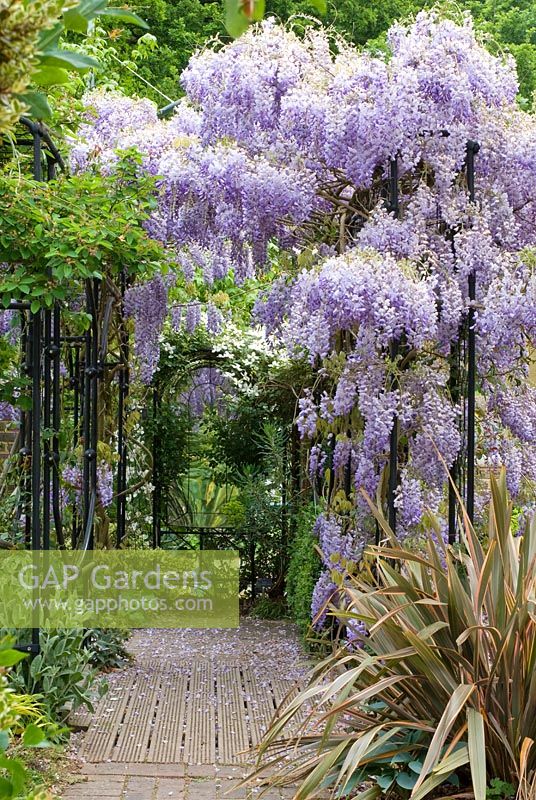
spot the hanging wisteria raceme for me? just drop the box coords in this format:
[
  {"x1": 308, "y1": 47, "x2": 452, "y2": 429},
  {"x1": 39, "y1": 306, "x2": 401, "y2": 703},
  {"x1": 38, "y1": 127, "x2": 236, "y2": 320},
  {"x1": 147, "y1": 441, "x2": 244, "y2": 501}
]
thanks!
[
  {"x1": 0, "y1": 401, "x2": 18, "y2": 421},
  {"x1": 180, "y1": 366, "x2": 230, "y2": 418},
  {"x1": 123, "y1": 275, "x2": 168, "y2": 384},
  {"x1": 71, "y1": 93, "x2": 318, "y2": 283},
  {"x1": 97, "y1": 462, "x2": 114, "y2": 508},
  {"x1": 69, "y1": 11, "x2": 536, "y2": 615},
  {"x1": 62, "y1": 462, "x2": 114, "y2": 511}
]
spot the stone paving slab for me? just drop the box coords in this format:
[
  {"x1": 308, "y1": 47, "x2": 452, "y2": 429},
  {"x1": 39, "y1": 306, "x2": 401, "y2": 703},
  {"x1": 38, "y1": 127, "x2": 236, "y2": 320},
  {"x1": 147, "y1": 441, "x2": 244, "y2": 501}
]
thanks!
[{"x1": 62, "y1": 768, "x2": 297, "y2": 799}]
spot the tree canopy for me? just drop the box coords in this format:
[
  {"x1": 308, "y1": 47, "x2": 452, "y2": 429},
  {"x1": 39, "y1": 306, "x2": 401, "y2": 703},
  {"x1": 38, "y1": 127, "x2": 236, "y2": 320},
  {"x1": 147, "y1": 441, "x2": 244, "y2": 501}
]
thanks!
[{"x1": 105, "y1": 0, "x2": 536, "y2": 105}]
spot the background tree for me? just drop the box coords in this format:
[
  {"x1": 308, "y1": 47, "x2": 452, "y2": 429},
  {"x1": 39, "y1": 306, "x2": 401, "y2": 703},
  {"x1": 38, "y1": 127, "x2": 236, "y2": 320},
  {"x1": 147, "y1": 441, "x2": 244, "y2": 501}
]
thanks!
[{"x1": 102, "y1": 0, "x2": 536, "y2": 105}]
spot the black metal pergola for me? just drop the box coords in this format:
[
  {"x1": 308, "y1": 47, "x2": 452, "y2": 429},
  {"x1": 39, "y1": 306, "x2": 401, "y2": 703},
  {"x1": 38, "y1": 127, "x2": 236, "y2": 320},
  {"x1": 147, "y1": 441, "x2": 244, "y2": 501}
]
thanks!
[
  {"x1": 2, "y1": 120, "x2": 131, "y2": 654},
  {"x1": 1, "y1": 119, "x2": 482, "y2": 652}
]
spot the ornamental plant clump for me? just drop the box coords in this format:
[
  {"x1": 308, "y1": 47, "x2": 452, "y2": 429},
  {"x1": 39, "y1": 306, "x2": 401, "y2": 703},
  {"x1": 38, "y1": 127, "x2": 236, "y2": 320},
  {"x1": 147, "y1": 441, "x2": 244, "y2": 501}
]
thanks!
[
  {"x1": 66, "y1": 11, "x2": 536, "y2": 589},
  {"x1": 252, "y1": 470, "x2": 536, "y2": 800},
  {"x1": 0, "y1": 638, "x2": 58, "y2": 799}
]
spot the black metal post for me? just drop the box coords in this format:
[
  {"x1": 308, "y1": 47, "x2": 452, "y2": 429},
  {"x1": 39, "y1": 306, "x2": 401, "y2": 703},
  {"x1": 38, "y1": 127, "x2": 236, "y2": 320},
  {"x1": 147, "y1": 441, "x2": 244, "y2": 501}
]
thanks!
[
  {"x1": 70, "y1": 344, "x2": 81, "y2": 547},
  {"x1": 30, "y1": 308, "x2": 41, "y2": 652},
  {"x1": 388, "y1": 340, "x2": 399, "y2": 533},
  {"x1": 83, "y1": 279, "x2": 99, "y2": 550},
  {"x1": 386, "y1": 156, "x2": 400, "y2": 533},
  {"x1": 447, "y1": 140, "x2": 479, "y2": 540},
  {"x1": 51, "y1": 305, "x2": 64, "y2": 547},
  {"x1": 152, "y1": 387, "x2": 161, "y2": 549},
  {"x1": 448, "y1": 340, "x2": 460, "y2": 543},
  {"x1": 43, "y1": 308, "x2": 51, "y2": 550},
  {"x1": 466, "y1": 141, "x2": 479, "y2": 525},
  {"x1": 13, "y1": 118, "x2": 64, "y2": 653},
  {"x1": 116, "y1": 270, "x2": 129, "y2": 546},
  {"x1": 249, "y1": 532, "x2": 257, "y2": 601},
  {"x1": 91, "y1": 279, "x2": 99, "y2": 530},
  {"x1": 19, "y1": 314, "x2": 32, "y2": 546},
  {"x1": 30, "y1": 312, "x2": 41, "y2": 552}
]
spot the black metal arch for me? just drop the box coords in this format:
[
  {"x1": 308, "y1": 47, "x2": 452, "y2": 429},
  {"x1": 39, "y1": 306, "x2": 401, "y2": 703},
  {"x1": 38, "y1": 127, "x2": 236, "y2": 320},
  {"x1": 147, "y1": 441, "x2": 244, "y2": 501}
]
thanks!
[{"x1": 2, "y1": 119, "x2": 132, "y2": 649}]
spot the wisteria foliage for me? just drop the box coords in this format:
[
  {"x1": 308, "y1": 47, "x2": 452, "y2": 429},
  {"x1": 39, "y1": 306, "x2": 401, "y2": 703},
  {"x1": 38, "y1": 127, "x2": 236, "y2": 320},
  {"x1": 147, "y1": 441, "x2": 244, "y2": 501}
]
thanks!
[{"x1": 67, "y1": 11, "x2": 536, "y2": 625}]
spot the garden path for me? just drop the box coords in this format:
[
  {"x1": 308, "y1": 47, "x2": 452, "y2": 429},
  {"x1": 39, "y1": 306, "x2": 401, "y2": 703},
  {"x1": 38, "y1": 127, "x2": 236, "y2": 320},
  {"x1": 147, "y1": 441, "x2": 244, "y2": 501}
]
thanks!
[{"x1": 63, "y1": 619, "x2": 311, "y2": 799}]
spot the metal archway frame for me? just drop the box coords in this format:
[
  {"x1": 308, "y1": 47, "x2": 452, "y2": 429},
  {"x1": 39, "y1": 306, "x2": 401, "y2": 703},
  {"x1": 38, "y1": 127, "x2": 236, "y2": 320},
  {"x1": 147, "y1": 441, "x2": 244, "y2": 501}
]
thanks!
[{"x1": 2, "y1": 119, "x2": 131, "y2": 650}]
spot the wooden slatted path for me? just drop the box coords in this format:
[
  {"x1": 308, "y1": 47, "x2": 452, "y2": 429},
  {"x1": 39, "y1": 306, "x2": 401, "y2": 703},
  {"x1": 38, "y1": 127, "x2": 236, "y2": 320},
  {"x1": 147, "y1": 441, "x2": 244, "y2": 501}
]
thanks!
[{"x1": 79, "y1": 620, "x2": 309, "y2": 766}]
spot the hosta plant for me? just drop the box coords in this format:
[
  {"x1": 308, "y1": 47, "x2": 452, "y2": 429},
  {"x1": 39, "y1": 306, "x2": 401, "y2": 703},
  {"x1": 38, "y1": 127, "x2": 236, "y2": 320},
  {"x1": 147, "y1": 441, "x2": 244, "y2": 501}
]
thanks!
[{"x1": 252, "y1": 470, "x2": 536, "y2": 800}]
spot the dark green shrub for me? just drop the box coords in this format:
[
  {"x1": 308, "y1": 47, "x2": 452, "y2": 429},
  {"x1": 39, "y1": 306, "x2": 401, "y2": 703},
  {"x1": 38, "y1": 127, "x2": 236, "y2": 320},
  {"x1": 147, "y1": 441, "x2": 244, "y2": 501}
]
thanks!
[
  {"x1": 84, "y1": 629, "x2": 131, "y2": 671},
  {"x1": 286, "y1": 503, "x2": 321, "y2": 636},
  {"x1": 250, "y1": 596, "x2": 288, "y2": 620}
]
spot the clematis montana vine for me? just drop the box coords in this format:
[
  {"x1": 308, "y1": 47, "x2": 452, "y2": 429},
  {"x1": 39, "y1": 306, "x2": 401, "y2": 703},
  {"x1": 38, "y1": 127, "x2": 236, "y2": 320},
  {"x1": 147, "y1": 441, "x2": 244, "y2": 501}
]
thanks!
[{"x1": 68, "y1": 11, "x2": 536, "y2": 622}]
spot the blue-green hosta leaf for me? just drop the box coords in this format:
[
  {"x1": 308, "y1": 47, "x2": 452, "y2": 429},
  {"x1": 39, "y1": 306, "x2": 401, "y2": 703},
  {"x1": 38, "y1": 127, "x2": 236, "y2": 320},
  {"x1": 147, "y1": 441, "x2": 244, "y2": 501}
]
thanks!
[
  {"x1": 376, "y1": 774, "x2": 395, "y2": 791},
  {"x1": 396, "y1": 771, "x2": 418, "y2": 790},
  {"x1": 334, "y1": 770, "x2": 363, "y2": 797},
  {"x1": 390, "y1": 752, "x2": 412, "y2": 764},
  {"x1": 409, "y1": 760, "x2": 423, "y2": 774}
]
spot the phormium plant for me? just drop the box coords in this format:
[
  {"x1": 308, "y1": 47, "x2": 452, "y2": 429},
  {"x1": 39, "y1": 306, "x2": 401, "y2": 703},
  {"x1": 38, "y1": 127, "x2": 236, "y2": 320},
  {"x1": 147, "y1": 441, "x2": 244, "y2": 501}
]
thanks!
[{"x1": 250, "y1": 470, "x2": 536, "y2": 800}]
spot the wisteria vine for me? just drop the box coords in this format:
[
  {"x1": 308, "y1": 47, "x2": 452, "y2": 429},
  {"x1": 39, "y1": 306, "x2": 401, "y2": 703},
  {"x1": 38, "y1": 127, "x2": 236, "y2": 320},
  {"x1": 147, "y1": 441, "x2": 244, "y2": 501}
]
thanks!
[{"x1": 66, "y1": 10, "x2": 536, "y2": 633}]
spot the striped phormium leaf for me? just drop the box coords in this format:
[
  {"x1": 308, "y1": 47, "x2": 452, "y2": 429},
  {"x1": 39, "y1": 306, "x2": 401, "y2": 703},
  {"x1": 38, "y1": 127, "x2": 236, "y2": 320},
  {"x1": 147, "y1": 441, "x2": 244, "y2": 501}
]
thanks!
[{"x1": 248, "y1": 469, "x2": 536, "y2": 800}]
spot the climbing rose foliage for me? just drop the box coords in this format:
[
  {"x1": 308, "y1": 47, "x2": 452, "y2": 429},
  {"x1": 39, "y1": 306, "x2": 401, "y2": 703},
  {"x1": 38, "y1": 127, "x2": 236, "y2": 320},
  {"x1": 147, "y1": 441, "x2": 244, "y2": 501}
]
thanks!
[{"x1": 68, "y1": 12, "x2": 536, "y2": 621}]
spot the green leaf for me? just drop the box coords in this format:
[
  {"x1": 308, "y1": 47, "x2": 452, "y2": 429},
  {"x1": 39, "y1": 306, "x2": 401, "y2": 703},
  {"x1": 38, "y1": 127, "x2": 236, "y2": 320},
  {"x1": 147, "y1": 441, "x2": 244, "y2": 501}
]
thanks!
[
  {"x1": 33, "y1": 66, "x2": 70, "y2": 87},
  {"x1": 0, "y1": 649, "x2": 27, "y2": 667},
  {"x1": 37, "y1": 22, "x2": 63, "y2": 51},
  {"x1": 225, "y1": 0, "x2": 265, "y2": 38},
  {"x1": 412, "y1": 746, "x2": 470, "y2": 800},
  {"x1": 408, "y1": 761, "x2": 423, "y2": 774},
  {"x1": 0, "y1": 754, "x2": 27, "y2": 794},
  {"x1": 467, "y1": 708, "x2": 486, "y2": 800},
  {"x1": 63, "y1": 0, "x2": 107, "y2": 33},
  {"x1": 62, "y1": 8, "x2": 90, "y2": 33},
  {"x1": 376, "y1": 774, "x2": 395, "y2": 790},
  {"x1": 250, "y1": 0, "x2": 264, "y2": 22},
  {"x1": 414, "y1": 684, "x2": 475, "y2": 792},
  {"x1": 22, "y1": 724, "x2": 47, "y2": 747},
  {"x1": 17, "y1": 91, "x2": 52, "y2": 120},
  {"x1": 40, "y1": 49, "x2": 99, "y2": 70},
  {"x1": 396, "y1": 772, "x2": 418, "y2": 790},
  {"x1": 353, "y1": 787, "x2": 381, "y2": 800},
  {"x1": 309, "y1": 0, "x2": 327, "y2": 12},
  {"x1": 0, "y1": 731, "x2": 9, "y2": 752},
  {"x1": 98, "y1": 8, "x2": 149, "y2": 28}
]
